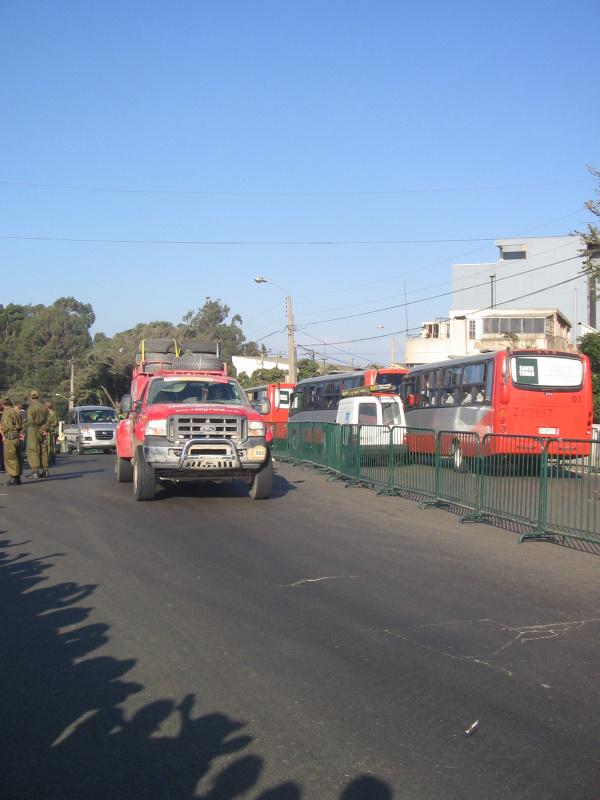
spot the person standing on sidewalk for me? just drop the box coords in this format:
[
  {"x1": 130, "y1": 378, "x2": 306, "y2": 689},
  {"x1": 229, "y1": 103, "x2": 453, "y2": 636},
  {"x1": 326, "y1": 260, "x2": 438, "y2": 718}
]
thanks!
[
  {"x1": 27, "y1": 390, "x2": 49, "y2": 478},
  {"x1": 44, "y1": 401, "x2": 58, "y2": 466},
  {"x1": 0, "y1": 397, "x2": 23, "y2": 486}
]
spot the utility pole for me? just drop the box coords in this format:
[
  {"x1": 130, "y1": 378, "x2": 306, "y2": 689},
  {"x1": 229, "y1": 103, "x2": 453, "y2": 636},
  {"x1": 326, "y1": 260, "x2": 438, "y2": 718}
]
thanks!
[
  {"x1": 391, "y1": 336, "x2": 397, "y2": 365},
  {"x1": 69, "y1": 358, "x2": 75, "y2": 410},
  {"x1": 286, "y1": 295, "x2": 298, "y2": 383}
]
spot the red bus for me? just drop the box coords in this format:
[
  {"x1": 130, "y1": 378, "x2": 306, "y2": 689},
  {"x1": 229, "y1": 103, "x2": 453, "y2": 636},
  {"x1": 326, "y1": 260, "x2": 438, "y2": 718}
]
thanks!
[
  {"x1": 289, "y1": 367, "x2": 407, "y2": 424},
  {"x1": 245, "y1": 382, "x2": 295, "y2": 438},
  {"x1": 401, "y1": 350, "x2": 593, "y2": 465}
]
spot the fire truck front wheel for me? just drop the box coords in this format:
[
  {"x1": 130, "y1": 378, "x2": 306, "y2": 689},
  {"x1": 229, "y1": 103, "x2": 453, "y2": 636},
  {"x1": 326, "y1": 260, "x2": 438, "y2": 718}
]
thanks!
[
  {"x1": 115, "y1": 456, "x2": 133, "y2": 483},
  {"x1": 133, "y1": 447, "x2": 156, "y2": 500},
  {"x1": 249, "y1": 458, "x2": 273, "y2": 500}
]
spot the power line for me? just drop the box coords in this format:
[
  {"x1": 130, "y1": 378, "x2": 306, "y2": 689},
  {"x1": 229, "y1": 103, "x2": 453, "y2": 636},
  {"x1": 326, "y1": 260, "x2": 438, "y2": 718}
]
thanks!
[
  {"x1": 0, "y1": 233, "x2": 500, "y2": 246},
  {"x1": 302, "y1": 254, "x2": 581, "y2": 327},
  {"x1": 319, "y1": 274, "x2": 583, "y2": 346},
  {"x1": 0, "y1": 232, "x2": 584, "y2": 247},
  {"x1": 0, "y1": 177, "x2": 591, "y2": 197}
]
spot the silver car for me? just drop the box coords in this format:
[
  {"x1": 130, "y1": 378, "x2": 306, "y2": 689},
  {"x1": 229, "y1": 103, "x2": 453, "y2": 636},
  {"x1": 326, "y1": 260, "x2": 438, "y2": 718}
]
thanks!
[{"x1": 64, "y1": 405, "x2": 118, "y2": 454}]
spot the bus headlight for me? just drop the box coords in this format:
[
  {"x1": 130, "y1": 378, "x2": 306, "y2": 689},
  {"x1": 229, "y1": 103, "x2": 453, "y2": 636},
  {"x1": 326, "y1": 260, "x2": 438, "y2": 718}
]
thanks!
[
  {"x1": 145, "y1": 419, "x2": 167, "y2": 436},
  {"x1": 248, "y1": 420, "x2": 265, "y2": 437}
]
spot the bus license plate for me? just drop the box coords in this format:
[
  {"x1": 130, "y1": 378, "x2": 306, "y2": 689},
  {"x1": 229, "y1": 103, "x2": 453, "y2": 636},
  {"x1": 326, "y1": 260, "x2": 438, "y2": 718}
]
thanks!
[{"x1": 538, "y1": 427, "x2": 559, "y2": 435}]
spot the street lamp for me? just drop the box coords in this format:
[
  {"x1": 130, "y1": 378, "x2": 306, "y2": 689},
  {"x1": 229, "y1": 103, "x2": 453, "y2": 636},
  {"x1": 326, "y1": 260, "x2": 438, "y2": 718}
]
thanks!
[{"x1": 253, "y1": 276, "x2": 297, "y2": 382}]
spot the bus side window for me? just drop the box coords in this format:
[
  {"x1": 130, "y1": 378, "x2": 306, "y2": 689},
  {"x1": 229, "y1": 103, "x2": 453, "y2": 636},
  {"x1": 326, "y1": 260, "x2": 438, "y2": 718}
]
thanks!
[
  {"x1": 485, "y1": 361, "x2": 494, "y2": 402},
  {"x1": 462, "y1": 363, "x2": 485, "y2": 404}
]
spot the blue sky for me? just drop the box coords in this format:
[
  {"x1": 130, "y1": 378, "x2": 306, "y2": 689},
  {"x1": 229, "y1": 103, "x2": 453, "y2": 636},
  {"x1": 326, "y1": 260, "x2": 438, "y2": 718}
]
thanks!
[{"x1": 1, "y1": 0, "x2": 598, "y2": 366}]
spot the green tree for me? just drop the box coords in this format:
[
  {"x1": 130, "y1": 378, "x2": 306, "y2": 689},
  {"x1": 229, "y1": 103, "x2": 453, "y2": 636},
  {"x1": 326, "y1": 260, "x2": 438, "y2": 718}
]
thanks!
[
  {"x1": 250, "y1": 367, "x2": 288, "y2": 384},
  {"x1": 2, "y1": 298, "x2": 94, "y2": 401},
  {"x1": 574, "y1": 165, "x2": 600, "y2": 280},
  {"x1": 297, "y1": 358, "x2": 320, "y2": 380},
  {"x1": 178, "y1": 298, "x2": 254, "y2": 367},
  {"x1": 578, "y1": 331, "x2": 600, "y2": 422}
]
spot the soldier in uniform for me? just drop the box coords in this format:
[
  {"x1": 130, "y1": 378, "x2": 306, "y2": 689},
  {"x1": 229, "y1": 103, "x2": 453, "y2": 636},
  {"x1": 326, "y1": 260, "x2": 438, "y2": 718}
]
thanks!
[
  {"x1": 27, "y1": 390, "x2": 50, "y2": 478},
  {"x1": 0, "y1": 397, "x2": 23, "y2": 485},
  {"x1": 45, "y1": 401, "x2": 59, "y2": 466}
]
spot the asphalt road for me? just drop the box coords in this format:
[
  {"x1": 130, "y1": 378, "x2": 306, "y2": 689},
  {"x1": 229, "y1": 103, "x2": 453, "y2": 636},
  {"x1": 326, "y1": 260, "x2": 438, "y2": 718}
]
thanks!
[{"x1": 1, "y1": 454, "x2": 599, "y2": 799}]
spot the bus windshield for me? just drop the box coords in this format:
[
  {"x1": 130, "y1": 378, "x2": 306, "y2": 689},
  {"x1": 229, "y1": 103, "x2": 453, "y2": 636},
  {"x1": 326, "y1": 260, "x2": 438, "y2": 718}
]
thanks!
[
  {"x1": 510, "y1": 355, "x2": 583, "y2": 388},
  {"x1": 375, "y1": 372, "x2": 404, "y2": 391}
]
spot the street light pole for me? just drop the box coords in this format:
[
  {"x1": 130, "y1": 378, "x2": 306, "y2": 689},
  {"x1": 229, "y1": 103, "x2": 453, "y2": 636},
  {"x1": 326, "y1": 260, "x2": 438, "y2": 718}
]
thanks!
[{"x1": 254, "y1": 276, "x2": 298, "y2": 383}]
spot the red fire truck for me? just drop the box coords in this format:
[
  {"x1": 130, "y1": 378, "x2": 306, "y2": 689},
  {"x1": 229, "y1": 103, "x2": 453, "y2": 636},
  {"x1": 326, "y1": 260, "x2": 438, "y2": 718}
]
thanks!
[{"x1": 115, "y1": 339, "x2": 273, "y2": 500}]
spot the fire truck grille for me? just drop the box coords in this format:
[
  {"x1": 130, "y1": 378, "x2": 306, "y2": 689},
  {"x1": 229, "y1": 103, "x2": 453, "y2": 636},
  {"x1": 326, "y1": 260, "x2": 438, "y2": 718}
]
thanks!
[{"x1": 170, "y1": 416, "x2": 244, "y2": 441}]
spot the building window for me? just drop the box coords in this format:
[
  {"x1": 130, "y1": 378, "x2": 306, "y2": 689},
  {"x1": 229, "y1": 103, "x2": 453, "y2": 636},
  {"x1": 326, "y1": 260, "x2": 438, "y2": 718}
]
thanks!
[
  {"x1": 499, "y1": 244, "x2": 526, "y2": 260},
  {"x1": 468, "y1": 320, "x2": 476, "y2": 339},
  {"x1": 483, "y1": 317, "x2": 545, "y2": 335}
]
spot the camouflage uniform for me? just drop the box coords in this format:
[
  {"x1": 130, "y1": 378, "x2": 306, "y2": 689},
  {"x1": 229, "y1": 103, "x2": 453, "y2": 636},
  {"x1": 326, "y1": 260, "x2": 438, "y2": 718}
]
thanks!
[
  {"x1": 0, "y1": 398, "x2": 23, "y2": 485},
  {"x1": 27, "y1": 391, "x2": 49, "y2": 477},
  {"x1": 45, "y1": 403, "x2": 58, "y2": 466}
]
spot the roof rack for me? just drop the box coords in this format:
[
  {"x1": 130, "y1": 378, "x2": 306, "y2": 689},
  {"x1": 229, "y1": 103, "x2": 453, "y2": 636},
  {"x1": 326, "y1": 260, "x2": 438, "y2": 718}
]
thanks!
[{"x1": 341, "y1": 383, "x2": 395, "y2": 398}]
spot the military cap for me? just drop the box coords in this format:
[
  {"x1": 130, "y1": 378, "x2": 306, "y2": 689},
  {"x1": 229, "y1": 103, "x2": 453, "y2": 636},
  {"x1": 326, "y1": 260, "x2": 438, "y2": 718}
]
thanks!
[{"x1": 2, "y1": 396, "x2": 12, "y2": 405}]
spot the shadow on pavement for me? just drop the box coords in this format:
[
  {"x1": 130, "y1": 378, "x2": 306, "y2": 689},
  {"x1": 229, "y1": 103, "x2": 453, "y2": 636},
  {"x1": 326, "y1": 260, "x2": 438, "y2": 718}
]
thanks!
[
  {"x1": 0, "y1": 535, "x2": 392, "y2": 799},
  {"x1": 154, "y1": 472, "x2": 297, "y2": 502}
]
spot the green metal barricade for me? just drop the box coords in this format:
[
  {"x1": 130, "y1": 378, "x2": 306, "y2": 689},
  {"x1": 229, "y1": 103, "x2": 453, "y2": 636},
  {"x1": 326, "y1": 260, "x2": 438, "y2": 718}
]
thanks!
[
  {"x1": 433, "y1": 430, "x2": 481, "y2": 513},
  {"x1": 339, "y1": 424, "x2": 361, "y2": 483},
  {"x1": 478, "y1": 434, "x2": 546, "y2": 531},
  {"x1": 355, "y1": 425, "x2": 395, "y2": 491},
  {"x1": 271, "y1": 422, "x2": 289, "y2": 458},
  {"x1": 390, "y1": 427, "x2": 437, "y2": 501},
  {"x1": 322, "y1": 423, "x2": 342, "y2": 473},
  {"x1": 533, "y1": 437, "x2": 600, "y2": 545}
]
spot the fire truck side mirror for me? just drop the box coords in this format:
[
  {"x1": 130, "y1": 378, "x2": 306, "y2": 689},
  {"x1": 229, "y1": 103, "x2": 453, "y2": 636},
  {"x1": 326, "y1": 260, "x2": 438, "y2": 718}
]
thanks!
[
  {"x1": 120, "y1": 394, "x2": 132, "y2": 414},
  {"x1": 407, "y1": 394, "x2": 416, "y2": 407}
]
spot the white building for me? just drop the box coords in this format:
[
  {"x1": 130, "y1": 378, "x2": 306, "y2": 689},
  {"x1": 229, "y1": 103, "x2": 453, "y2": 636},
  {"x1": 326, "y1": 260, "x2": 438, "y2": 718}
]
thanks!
[
  {"x1": 404, "y1": 308, "x2": 573, "y2": 366},
  {"x1": 232, "y1": 354, "x2": 290, "y2": 378},
  {"x1": 451, "y1": 235, "x2": 594, "y2": 327}
]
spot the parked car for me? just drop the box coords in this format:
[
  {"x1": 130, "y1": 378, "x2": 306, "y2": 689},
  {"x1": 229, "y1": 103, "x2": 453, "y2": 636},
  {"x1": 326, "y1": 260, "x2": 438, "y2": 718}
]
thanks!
[{"x1": 63, "y1": 405, "x2": 119, "y2": 454}]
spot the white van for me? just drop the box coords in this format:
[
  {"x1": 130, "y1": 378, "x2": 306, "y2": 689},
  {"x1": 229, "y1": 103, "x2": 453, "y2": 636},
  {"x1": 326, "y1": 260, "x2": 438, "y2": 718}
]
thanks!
[{"x1": 335, "y1": 393, "x2": 406, "y2": 450}]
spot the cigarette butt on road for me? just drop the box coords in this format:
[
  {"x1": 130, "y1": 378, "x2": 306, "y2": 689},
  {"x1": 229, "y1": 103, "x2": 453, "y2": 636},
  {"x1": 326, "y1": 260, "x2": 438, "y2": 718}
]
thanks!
[{"x1": 464, "y1": 720, "x2": 479, "y2": 737}]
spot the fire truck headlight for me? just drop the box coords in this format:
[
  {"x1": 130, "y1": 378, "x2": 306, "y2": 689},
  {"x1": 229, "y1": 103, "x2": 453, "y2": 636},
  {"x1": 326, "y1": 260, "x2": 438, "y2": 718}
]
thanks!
[
  {"x1": 248, "y1": 420, "x2": 265, "y2": 437},
  {"x1": 145, "y1": 419, "x2": 167, "y2": 436}
]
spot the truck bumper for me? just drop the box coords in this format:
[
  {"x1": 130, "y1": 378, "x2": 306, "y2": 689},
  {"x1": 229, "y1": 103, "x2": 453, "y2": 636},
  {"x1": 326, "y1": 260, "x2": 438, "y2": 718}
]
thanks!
[{"x1": 142, "y1": 436, "x2": 268, "y2": 475}]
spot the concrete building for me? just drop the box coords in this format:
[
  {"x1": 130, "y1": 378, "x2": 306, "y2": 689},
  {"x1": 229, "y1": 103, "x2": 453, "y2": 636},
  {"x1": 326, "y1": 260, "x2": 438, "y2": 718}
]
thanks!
[
  {"x1": 232, "y1": 354, "x2": 290, "y2": 378},
  {"x1": 451, "y1": 235, "x2": 594, "y2": 329},
  {"x1": 404, "y1": 308, "x2": 573, "y2": 366}
]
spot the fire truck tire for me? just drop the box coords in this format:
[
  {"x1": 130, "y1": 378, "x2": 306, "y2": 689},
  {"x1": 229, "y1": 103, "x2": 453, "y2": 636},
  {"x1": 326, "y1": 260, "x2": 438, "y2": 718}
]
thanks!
[
  {"x1": 172, "y1": 354, "x2": 224, "y2": 371},
  {"x1": 133, "y1": 447, "x2": 156, "y2": 500},
  {"x1": 141, "y1": 338, "x2": 176, "y2": 354},
  {"x1": 179, "y1": 339, "x2": 219, "y2": 355},
  {"x1": 249, "y1": 458, "x2": 273, "y2": 500},
  {"x1": 115, "y1": 456, "x2": 133, "y2": 483}
]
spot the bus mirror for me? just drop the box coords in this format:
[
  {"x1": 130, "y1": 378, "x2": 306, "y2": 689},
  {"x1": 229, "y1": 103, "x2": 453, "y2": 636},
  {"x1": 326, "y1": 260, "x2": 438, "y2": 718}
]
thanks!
[{"x1": 254, "y1": 399, "x2": 271, "y2": 416}]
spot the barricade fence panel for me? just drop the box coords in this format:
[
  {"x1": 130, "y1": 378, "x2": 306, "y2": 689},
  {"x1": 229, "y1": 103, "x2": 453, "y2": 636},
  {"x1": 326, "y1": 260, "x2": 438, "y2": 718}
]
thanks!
[
  {"x1": 271, "y1": 422, "x2": 289, "y2": 457},
  {"x1": 542, "y1": 437, "x2": 600, "y2": 544},
  {"x1": 284, "y1": 422, "x2": 600, "y2": 545},
  {"x1": 479, "y1": 434, "x2": 546, "y2": 531},
  {"x1": 435, "y1": 430, "x2": 481, "y2": 511},
  {"x1": 391, "y1": 427, "x2": 437, "y2": 500}
]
